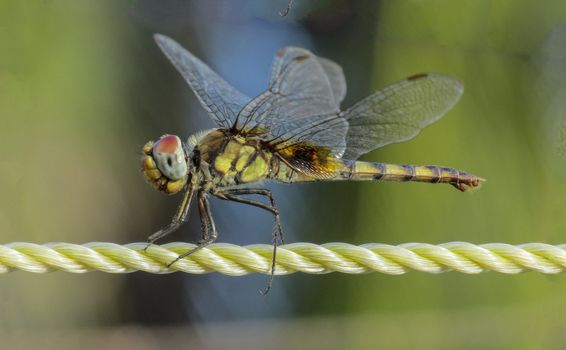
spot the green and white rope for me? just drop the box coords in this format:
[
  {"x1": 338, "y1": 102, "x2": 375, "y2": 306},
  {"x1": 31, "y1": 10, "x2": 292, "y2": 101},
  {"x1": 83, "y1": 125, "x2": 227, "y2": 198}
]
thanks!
[{"x1": 1, "y1": 242, "x2": 566, "y2": 275}]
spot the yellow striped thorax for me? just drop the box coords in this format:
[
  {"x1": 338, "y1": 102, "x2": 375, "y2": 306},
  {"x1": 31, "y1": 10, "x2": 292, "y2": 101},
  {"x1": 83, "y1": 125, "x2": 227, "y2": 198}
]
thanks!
[{"x1": 197, "y1": 129, "x2": 272, "y2": 185}]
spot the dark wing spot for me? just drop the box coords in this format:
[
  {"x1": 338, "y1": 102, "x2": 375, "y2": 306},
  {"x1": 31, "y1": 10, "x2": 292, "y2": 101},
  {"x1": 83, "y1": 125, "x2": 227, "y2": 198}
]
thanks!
[
  {"x1": 294, "y1": 54, "x2": 310, "y2": 62},
  {"x1": 407, "y1": 73, "x2": 428, "y2": 81}
]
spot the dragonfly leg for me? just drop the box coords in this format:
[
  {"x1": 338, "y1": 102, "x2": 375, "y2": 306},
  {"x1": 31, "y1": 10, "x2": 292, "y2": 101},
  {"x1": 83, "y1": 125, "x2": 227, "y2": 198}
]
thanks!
[
  {"x1": 214, "y1": 188, "x2": 283, "y2": 295},
  {"x1": 219, "y1": 188, "x2": 284, "y2": 243},
  {"x1": 166, "y1": 190, "x2": 217, "y2": 267},
  {"x1": 143, "y1": 186, "x2": 194, "y2": 252}
]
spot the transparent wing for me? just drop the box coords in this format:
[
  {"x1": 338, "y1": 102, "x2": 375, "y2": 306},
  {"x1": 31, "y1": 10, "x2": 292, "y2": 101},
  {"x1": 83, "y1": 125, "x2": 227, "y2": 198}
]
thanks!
[
  {"x1": 342, "y1": 73, "x2": 464, "y2": 160},
  {"x1": 317, "y1": 56, "x2": 347, "y2": 106},
  {"x1": 154, "y1": 34, "x2": 250, "y2": 129},
  {"x1": 268, "y1": 54, "x2": 346, "y2": 106},
  {"x1": 236, "y1": 47, "x2": 348, "y2": 158}
]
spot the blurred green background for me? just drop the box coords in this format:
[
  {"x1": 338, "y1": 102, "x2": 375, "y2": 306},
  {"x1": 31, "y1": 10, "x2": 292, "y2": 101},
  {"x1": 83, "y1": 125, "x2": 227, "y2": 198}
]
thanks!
[{"x1": 1, "y1": 1, "x2": 566, "y2": 349}]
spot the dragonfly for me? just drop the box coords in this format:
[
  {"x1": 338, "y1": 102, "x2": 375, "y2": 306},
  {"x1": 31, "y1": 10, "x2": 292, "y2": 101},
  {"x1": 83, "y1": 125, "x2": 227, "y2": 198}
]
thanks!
[{"x1": 141, "y1": 34, "x2": 483, "y2": 293}]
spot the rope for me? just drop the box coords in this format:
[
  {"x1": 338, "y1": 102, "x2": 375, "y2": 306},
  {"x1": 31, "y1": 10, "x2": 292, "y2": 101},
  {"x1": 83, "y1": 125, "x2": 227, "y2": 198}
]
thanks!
[{"x1": 1, "y1": 241, "x2": 566, "y2": 275}]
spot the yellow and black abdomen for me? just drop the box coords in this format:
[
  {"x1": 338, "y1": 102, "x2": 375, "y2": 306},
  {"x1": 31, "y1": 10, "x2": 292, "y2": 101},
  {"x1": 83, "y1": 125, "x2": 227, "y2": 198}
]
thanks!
[
  {"x1": 340, "y1": 160, "x2": 483, "y2": 192},
  {"x1": 271, "y1": 155, "x2": 483, "y2": 192}
]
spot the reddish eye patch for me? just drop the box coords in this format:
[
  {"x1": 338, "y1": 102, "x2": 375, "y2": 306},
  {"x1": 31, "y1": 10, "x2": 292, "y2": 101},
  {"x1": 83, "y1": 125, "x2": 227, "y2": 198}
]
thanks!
[
  {"x1": 150, "y1": 134, "x2": 187, "y2": 181},
  {"x1": 154, "y1": 135, "x2": 180, "y2": 154}
]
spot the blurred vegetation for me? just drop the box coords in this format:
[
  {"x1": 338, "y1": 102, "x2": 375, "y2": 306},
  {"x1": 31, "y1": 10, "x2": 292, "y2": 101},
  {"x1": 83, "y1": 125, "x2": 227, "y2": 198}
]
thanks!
[{"x1": 1, "y1": 0, "x2": 566, "y2": 349}]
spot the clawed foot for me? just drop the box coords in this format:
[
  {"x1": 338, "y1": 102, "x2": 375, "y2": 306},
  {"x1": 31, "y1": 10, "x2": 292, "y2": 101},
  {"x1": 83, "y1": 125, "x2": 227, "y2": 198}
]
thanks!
[
  {"x1": 142, "y1": 241, "x2": 153, "y2": 253},
  {"x1": 166, "y1": 256, "x2": 181, "y2": 268}
]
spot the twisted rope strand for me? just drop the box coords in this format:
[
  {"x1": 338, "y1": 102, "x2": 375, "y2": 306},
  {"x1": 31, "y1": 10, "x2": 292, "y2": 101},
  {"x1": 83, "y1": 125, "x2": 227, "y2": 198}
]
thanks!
[{"x1": 1, "y1": 242, "x2": 566, "y2": 275}]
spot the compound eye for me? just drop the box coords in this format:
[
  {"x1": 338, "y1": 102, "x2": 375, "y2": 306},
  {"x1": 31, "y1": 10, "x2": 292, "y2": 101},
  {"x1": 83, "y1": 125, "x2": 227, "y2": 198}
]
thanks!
[{"x1": 152, "y1": 135, "x2": 187, "y2": 180}]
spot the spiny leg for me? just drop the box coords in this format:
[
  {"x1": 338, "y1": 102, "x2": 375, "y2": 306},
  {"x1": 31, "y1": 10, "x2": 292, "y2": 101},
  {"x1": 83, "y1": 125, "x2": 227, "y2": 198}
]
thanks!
[
  {"x1": 220, "y1": 188, "x2": 283, "y2": 244},
  {"x1": 166, "y1": 190, "x2": 217, "y2": 267},
  {"x1": 214, "y1": 188, "x2": 282, "y2": 295},
  {"x1": 219, "y1": 189, "x2": 283, "y2": 245},
  {"x1": 144, "y1": 186, "x2": 194, "y2": 252}
]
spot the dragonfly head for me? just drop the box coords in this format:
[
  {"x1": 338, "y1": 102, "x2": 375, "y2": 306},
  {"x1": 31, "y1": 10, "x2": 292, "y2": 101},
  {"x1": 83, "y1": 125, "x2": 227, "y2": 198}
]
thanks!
[{"x1": 141, "y1": 135, "x2": 188, "y2": 194}]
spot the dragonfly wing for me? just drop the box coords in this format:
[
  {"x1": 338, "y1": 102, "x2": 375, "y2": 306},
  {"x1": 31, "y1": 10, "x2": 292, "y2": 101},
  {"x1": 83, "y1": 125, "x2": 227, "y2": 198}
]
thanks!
[
  {"x1": 317, "y1": 56, "x2": 347, "y2": 106},
  {"x1": 269, "y1": 49, "x2": 346, "y2": 106},
  {"x1": 237, "y1": 47, "x2": 348, "y2": 159},
  {"x1": 154, "y1": 34, "x2": 250, "y2": 129},
  {"x1": 342, "y1": 73, "x2": 464, "y2": 160}
]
